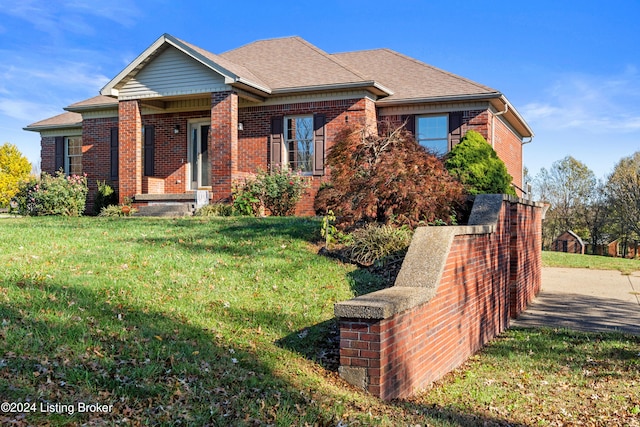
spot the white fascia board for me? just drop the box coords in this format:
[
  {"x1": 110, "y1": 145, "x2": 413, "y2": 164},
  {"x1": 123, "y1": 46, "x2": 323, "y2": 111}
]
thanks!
[
  {"x1": 492, "y1": 95, "x2": 535, "y2": 139},
  {"x1": 23, "y1": 123, "x2": 82, "y2": 133}
]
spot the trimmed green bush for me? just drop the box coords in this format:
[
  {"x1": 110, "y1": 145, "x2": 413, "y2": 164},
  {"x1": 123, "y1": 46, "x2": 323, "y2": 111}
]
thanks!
[{"x1": 445, "y1": 130, "x2": 516, "y2": 196}]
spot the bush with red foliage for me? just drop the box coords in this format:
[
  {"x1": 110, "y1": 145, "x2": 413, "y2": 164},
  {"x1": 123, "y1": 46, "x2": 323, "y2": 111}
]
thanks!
[{"x1": 315, "y1": 124, "x2": 464, "y2": 228}]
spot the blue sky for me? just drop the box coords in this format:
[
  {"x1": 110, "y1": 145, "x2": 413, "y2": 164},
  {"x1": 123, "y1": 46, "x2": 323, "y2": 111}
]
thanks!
[{"x1": 1, "y1": 0, "x2": 639, "y2": 181}]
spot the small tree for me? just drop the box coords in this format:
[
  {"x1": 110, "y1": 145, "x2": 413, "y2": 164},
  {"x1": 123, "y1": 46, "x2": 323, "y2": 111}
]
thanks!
[
  {"x1": 444, "y1": 130, "x2": 516, "y2": 196},
  {"x1": 0, "y1": 143, "x2": 32, "y2": 207},
  {"x1": 315, "y1": 124, "x2": 464, "y2": 228}
]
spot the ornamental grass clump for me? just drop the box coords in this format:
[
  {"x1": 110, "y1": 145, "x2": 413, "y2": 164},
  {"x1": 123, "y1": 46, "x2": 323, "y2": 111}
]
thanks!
[{"x1": 348, "y1": 223, "x2": 413, "y2": 267}]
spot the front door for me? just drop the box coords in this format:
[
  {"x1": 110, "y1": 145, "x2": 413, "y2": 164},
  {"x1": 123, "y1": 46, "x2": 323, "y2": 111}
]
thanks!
[{"x1": 189, "y1": 121, "x2": 210, "y2": 189}]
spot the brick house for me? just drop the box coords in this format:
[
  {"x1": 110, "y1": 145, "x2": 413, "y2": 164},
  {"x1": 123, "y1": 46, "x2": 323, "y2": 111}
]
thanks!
[
  {"x1": 551, "y1": 230, "x2": 585, "y2": 254},
  {"x1": 25, "y1": 34, "x2": 534, "y2": 214}
]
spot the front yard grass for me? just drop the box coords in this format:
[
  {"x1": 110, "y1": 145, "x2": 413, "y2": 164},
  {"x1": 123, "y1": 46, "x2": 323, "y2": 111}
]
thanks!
[
  {"x1": 0, "y1": 216, "x2": 639, "y2": 426},
  {"x1": 543, "y1": 250, "x2": 640, "y2": 274}
]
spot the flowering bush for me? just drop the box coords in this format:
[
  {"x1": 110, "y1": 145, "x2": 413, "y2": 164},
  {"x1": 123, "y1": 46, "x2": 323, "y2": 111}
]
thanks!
[
  {"x1": 11, "y1": 171, "x2": 88, "y2": 216},
  {"x1": 232, "y1": 169, "x2": 309, "y2": 216}
]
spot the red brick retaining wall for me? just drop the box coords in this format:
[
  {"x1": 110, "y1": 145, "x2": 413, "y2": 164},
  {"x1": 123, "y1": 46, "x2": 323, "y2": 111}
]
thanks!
[{"x1": 335, "y1": 195, "x2": 542, "y2": 400}]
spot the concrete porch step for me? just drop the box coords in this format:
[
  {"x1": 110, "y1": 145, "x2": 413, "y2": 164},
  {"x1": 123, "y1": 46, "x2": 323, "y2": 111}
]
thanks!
[{"x1": 135, "y1": 203, "x2": 193, "y2": 217}]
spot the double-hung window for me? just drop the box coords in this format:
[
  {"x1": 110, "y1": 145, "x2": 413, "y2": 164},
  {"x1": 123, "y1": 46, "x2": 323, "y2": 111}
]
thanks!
[
  {"x1": 416, "y1": 115, "x2": 448, "y2": 155},
  {"x1": 284, "y1": 115, "x2": 314, "y2": 173},
  {"x1": 64, "y1": 136, "x2": 82, "y2": 175}
]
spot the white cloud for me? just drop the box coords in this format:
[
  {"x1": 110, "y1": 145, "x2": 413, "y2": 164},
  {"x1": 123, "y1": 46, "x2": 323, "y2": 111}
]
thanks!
[
  {"x1": 0, "y1": 98, "x2": 61, "y2": 122},
  {"x1": 521, "y1": 69, "x2": 640, "y2": 134},
  {"x1": 0, "y1": 0, "x2": 141, "y2": 37}
]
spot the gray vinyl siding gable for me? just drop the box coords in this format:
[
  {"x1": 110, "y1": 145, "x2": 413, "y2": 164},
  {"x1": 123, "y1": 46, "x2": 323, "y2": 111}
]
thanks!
[{"x1": 119, "y1": 47, "x2": 228, "y2": 99}]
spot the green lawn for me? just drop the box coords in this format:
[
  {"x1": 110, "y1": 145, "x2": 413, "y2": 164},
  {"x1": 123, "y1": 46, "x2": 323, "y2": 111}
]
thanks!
[
  {"x1": 542, "y1": 250, "x2": 640, "y2": 274},
  {"x1": 0, "y1": 217, "x2": 638, "y2": 426}
]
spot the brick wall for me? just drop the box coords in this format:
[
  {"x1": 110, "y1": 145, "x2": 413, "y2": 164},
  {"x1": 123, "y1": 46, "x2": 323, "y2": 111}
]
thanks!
[
  {"x1": 510, "y1": 202, "x2": 543, "y2": 316},
  {"x1": 40, "y1": 136, "x2": 57, "y2": 175},
  {"x1": 238, "y1": 97, "x2": 377, "y2": 215},
  {"x1": 210, "y1": 91, "x2": 238, "y2": 202},
  {"x1": 82, "y1": 117, "x2": 119, "y2": 211},
  {"x1": 118, "y1": 100, "x2": 142, "y2": 204},
  {"x1": 141, "y1": 110, "x2": 210, "y2": 193},
  {"x1": 492, "y1": 113, "x2": 524, "y2": 194},
  {"x1": 336, "y1": 196, "x2": 542, "y2": 400}
]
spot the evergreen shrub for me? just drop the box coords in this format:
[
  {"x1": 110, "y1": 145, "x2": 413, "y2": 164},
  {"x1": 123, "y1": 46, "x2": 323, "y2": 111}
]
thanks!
[{"x1": 445, "y1": 130, "x2": 516, "y2": 196}]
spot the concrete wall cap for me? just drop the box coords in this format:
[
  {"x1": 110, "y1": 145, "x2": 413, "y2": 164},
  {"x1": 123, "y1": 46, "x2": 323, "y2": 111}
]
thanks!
[{"x1": 334, "y1": 196, "x2": 542, "y2": 321}]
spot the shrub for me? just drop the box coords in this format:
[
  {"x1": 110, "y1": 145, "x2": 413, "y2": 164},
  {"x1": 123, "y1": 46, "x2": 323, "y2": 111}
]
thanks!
[
  {"x1": 194, "y1": 203, "x2": 233, "y2": 217},
  {"x1": 233, "y1": 169, "x2": 309, "y2": 216},
  {"x1": 315, "y1": 124, "x2": 464, "y2": 228},
  {"x1": 444, "y1": 130, "x2": 516, "y2": 196},
  {"x1": 98, "y1": 204, "x2": 138, "y2": 217},
  {"x1": 12, "y1": 171, "x2": 88, "y2": 216},
  {"x1": 348, "y1": 224, "x2": 413, "y2": 266},
  {"x1": 94, "y1": 180, "x2": 118, "y2": 215},
  {"x1": 232, "y1": 179, "x2": 262, "y2": 216}
]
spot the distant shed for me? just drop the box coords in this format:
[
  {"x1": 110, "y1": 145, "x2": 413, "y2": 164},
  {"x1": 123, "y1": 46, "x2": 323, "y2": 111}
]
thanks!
[{"x1": 552, "y1": 230, "x2": 585, "y2": 254}]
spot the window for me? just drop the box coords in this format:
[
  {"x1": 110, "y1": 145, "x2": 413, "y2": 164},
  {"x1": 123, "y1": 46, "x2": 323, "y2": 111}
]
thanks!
[
  {"x1": 416, "y1": 115, "x2": 448, "y2": 155},
  {"x1": 284, "y1": 115, "x2": 314, "y2": 173},
  {"x1": 64, "y1": 136, "x2": 82, "y2": 175}
]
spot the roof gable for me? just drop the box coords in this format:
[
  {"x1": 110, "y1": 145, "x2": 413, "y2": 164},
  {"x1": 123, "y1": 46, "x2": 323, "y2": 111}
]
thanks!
[
  {"x1": 100, "y1": 34, "x2": 270, "y2": 98},
  {"x1": 117, "y1": 46, "x2": 228, "y2": 100}
]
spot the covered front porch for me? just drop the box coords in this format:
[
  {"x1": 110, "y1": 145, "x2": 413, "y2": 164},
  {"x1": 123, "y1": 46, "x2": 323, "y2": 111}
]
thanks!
[
  {"x1": 116, "y1": 91, "x2": 241, "y2": 209},
  {"x1": 97, "y1": 34, "x2": 270, "y2": 210}
]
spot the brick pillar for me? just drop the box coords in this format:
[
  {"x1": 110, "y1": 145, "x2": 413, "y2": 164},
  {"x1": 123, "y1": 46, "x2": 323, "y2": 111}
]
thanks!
[
  {"x1": 363, "y1": 97, "x2": 378, "y2": 135},
  {"x1": 210, "y1": 91, "x2": 238, "y2": 202},
  {"x1": 118, "y1": 100, "x2": 142, "y2": 203}
]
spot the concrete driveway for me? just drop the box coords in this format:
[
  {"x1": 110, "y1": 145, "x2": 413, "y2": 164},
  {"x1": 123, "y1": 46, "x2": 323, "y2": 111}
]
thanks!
[{"x1": 511, "y1": 267, "x2": 640, "y2": 335}]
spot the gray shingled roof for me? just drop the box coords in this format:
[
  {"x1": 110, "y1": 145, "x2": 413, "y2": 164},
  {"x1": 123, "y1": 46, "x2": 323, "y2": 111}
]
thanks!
[
  {"x1": 333, "y1": 48, "x2": 499, "y2": 103},
  {"x1": 66, "y1": 95, "x2": 118, "y2": 110},
  {"x1": 27, "y1": 35, "x2": 531, "y2": 135},
  {"x1": 220, "y1": 37, "x2": 370, "y2": 91},
  {"x1": 176, "y1": 36, "x2": 271, "y2": 91},
  {"x1": 25, "y1": 111, "x2": 82, "y2": 130}
]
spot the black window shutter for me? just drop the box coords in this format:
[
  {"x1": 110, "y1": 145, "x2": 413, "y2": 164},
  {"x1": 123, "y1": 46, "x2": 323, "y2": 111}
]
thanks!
[
  {"x1": 270, "y1": 117, "x2": 283, "y2": 171},
  {"x1": 110, "y1": 127, "x2": 119, "y2": 180},
  {"x1": 401, "y1": 115, "x2": 415, "y2": 135},
  {"x1": 54, "y1": 136, "x2": 64, "y2": 172},
  {"x1": 448, "y1": 112, "x2": 463, "y2": 149},
  {"x1": 143, "y1": 125, "x2": 155, "y2": 176},
  {"x1": 313, "y1": 114, "x2": 326, "y2": 176}
]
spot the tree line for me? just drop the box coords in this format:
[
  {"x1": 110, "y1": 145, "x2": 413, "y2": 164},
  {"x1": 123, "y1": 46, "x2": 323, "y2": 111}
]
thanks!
[{"x1": 532, "y1": 152, "x2": 640, "y2": 255}]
